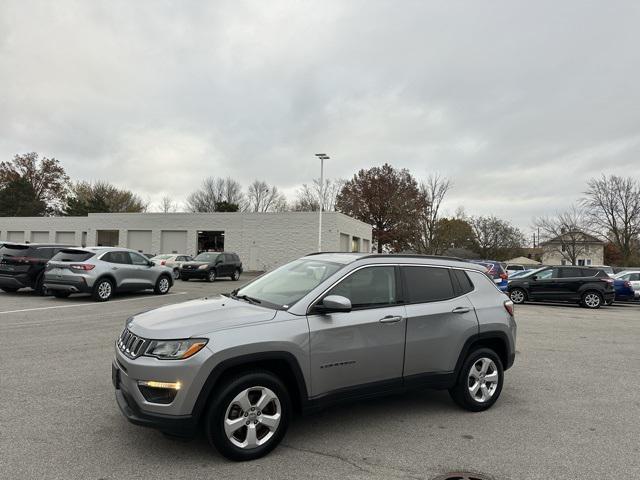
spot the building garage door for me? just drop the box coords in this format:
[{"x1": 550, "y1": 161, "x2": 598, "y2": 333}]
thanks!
[
  {"x1": 339, "y1": 233, "x2": 350, "y2": 252},
  {"x1": 127, "y1": 230, "x2": 152, "y2": 254},
  {"x1": 161, "y1": 231, "x2": 187, "y2": 254},
  {"x1": 7, "y1": 231, "x2": 25, "y2": 243},
  {"x1": 56, "y1": 231, "x2": 76, "y2": 245},
  {"x1": 31, "y1": 231, "x2": 50, "y2": 243}
]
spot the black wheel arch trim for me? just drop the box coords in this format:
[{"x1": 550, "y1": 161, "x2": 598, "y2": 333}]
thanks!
[
  {"x1": 453, "y1": 331, "x2": 514, "y2": 378},
  {"x1": 190, "y1": 351, "x2": 308, "y2": 422}
]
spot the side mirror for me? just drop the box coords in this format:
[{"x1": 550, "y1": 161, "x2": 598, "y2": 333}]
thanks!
[
  {"x1": 316, "y1": 295, "x2": 352, "y2": 313},
  {"x1": 147, "y1": 261, "x2": 154, "y2": 267}
]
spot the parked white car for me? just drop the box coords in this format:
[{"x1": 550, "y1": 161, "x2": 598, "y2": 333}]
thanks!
[
  {"x1": 505, "y1": 264, "x2": 526, "y2": 275},
  {"x1": 150, "y1": 254, "x2": 194, "y2": 279},
  {"x1": 614, "y1": 271, "x2": 640, "y2": 298}
]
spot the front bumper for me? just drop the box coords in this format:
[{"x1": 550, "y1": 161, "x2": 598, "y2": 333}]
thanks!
[
  {"x1": 180, "y1": 268, "x2": 208, "y2": 279},
  {"x1": 114, "y1": 364, "x2": 197, "y2": 437}
]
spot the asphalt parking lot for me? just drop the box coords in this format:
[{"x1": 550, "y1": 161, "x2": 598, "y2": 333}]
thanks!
[{"x1": 1, "y1": 277, "x2": 639, "y2": 480}]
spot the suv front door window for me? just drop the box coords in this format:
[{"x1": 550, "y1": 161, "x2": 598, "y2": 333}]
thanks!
[{"x1": 307, "y1": 266, "x2": 406, "y2": 396}]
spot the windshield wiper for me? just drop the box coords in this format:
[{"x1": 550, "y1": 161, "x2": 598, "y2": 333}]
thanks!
[{"x1": 231, "y1": 293, "x2": 262, "y2": 305}]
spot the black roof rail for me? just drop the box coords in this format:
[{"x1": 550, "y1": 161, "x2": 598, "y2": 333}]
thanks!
[{"x1": 303, "y1": 252, "x2": 469, "y2": 263}]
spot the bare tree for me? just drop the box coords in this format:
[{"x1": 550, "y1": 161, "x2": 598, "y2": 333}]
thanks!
[
  {"x1": 246, "y1": 180, "x2": 287, "y2": 212},
  {"x1": 413, "y1": 174, "x2": 452, "y2": 254},
  {"x1": 469, "y1": 215, "x2": 526, "y2": 260},
  {"x1": 291, "y1": 178, "x2": 345, "y2": 212},
  {"x1": 186, "y1": 177, "x2": 245, "y2": 212},
  {"x1": 581, "y1": 175, "x2": 640, "y2": 264},
  {"x1": 158, "y1": 195, "x2": 178, "y2": 213},
  {"x1": 534, "y1": 206, "x2": 590, "y2": 265}
]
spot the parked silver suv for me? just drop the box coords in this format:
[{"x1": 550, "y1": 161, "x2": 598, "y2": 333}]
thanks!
[
  {"x1": 113, "y1": 253, "x2": 516, "y2": 461},
  {"x1": 45, "y1": 247, "x2": 174, "y2": 301}
]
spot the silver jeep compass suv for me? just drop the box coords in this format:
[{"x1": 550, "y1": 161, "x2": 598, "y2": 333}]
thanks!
[{"x1": 113, "y1": 253, "x2": 516, "y2": 461}]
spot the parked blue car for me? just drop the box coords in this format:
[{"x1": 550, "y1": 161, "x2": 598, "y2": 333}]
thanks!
[
  {"x1": 469, "y1": 260, "x2": 509, "y2": 291},
  {"x1": 612, "y1": 278, "x2": 636, "y2": 303}
]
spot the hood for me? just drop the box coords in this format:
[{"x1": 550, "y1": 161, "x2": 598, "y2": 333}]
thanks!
[
  {"x1": 128, "y1": 295, "x2": 277, "y2": 339},
  {"x1": 182, "y1": 261, "x2": 209, "y2": 267}
]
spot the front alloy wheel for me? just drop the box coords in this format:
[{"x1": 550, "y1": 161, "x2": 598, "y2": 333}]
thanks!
[
  {"x1": 207, "y1": 270, "x2": 217, "y2": 282},
  {"x1": 207, "y1": 371, "x2": 291, "y2": 461},
  {"x1": 155, "y1": 276, "x2": 171, "y2": 295}
]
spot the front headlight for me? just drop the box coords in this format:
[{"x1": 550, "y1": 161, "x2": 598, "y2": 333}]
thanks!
[
  {"x1": 198, "y1": 264, "x2": 208, "y2": 270},
  {"x1": 145, "y1": 338, "x2": 208, "y2": 360}
]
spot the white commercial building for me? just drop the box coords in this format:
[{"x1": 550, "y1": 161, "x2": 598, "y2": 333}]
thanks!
[{"x1": 0, "y1": 212, "x2": 372, "y2": 271}]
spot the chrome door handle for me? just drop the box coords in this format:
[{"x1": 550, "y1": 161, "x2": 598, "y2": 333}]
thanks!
[
  {"x1": 379, "y1": 315, "x2": 403, "y2": 324},
  {"x1": 452, "y1": 306, "x2": 471, "y2": 314}
]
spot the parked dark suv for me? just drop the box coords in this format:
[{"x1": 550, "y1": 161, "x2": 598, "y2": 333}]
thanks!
[
  {"x1": 507, "y1": 266, "x2": 614, "y2": 308},
  {"x1": 180, "y1": 251, "x2": 243, "y2": 282},
  {"x1": 0, "y1": 243, "x2": 71, "y2": 294}
]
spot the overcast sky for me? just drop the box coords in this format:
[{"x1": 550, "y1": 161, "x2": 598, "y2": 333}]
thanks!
[{"x1": 2, "y1": 0, "x2": 639, "y2": 233}]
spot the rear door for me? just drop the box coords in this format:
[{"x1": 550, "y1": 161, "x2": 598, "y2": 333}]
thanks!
[
  {"x1": 307, "y1": 265, "x2": 406, "y2": 397},
  {"x1": 102, "y1": 251, "x2": 134, "y2": 288},
  {"x1": 401, "y1": 266, "x2": 478, "y2": 376}
]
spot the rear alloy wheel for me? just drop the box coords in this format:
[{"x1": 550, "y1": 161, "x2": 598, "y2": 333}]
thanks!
[
  {"x1": 232, "y1": 269, "x2": 241, "y2": 281},
  {"x1": 582, "y1": 291, "x2": 602, "y2": 309},
  {"x1": 172, "y1": 268, "x2": 180, "y2": 280},
  {"x1": 154, "y1": 275, "x2": 171, "y2": 295},
  {"x1": 92, "y1": 279, "x2": 114, "y2": 302},
  {"x1": 207, "y1": 371, "x2": 291, "y2": 461},
  {"x1": 207, "y1": 270, "x2": 217, "y2": 283},
  {"x1": 509, "y1": 288, "x2": 526, "y2": 304},
  {"x1": 449, "y1": 348, "x2": 504, "y2": 412}
]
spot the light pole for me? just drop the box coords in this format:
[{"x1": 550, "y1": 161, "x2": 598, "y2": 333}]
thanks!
[{"x1": 315, "y1": 153, "x2": 330, "y2": 251}]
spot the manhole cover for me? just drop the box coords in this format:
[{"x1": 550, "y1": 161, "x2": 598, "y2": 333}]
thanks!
[{"x1": 432, "y1": 473, "x2": 493, "y2": 480}]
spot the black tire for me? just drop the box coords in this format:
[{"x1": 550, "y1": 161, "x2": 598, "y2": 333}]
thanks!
[
  {"x1": 53, "y1": 291, "x2": 71, "y2": 298},
  {"x1": 449, "y1": 348, "x2": 504, "y2": 412},
  {"x1": 92, "y1": 278, "x2": 114, "y2": 302},
  {"x1": 232, "y1": 269, "x2": 241, "y2": 281},
  {"x1": 34, "y1": 274, "x2": 46, "y2": 296},
  {"x1": 509, "y1": 288, "x2": 526, "y2": 304},
  {"x1": 581, "y1": 290, "x2": 603, "y2": 309},
  {"x1": 207, "y1": 269, "x2": 217, "y2": 283},
  {"x1": 206, "y1": 371, "x2": 291, "y2": 461},
  {"x1": 154, "y1": 275, "x2": 172, "y2": 295},
  {"x1": 0, "y1": 287, "x2": 19, "y2": 293},
  {"x1": 173, "y1": 268, "x2": 180, "y2": 280}
]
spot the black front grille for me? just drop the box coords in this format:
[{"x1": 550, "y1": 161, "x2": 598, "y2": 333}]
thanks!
[{"x1": 117, "y1": 328, "x2": 149, "y2": 359}]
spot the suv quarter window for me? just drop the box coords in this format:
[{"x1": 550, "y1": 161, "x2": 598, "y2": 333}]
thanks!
[
  {"x1": 325, "y1": 265, "x2": 397, "y2": 309},
  {"x1": 452, "y1": 269, "x2": 474, "y2": 295},
  {"x1": 401, "y1": 266, "x2": 456, "y2": 303}
]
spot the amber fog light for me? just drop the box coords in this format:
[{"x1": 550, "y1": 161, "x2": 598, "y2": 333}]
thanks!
[{"x1": 138, "y1": 380, "x2": 181, "y2": 404}]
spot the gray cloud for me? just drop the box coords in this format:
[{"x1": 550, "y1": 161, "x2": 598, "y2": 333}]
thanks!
[{"x1": 1, "y1": 0, "x2": 639, "y2": 233}]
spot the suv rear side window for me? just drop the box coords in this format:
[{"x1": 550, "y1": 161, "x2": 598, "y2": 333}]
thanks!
[
  {"x1": 327, "y1": 266, "x2": 397, "y2": 309},
  {"x1": 51, "y1": 249, "x2": 95, "y2": 262},
  {"x1": 401, "y1": 266, "x2": 455, "y2": 303},
  {"x1": 452, "y1": 269, "x2": 474, "y2": 295},
  {"x1": 0, "y1": 244, "x2": 32, "y2": 257}
]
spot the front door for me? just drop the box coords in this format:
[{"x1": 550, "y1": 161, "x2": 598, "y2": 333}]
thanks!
[
  {"x1": 128, "y1": 252, "x2": 156, "y2": 289},
  {"x1": 528, "y1": 267, "x2": 560, "y2": 300},
  {"x1": 307, "y1": 265, "x2": 406, "y2": 397}
]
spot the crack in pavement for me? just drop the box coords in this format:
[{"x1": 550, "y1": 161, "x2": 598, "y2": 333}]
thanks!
[{"x1": 280, "y1": 444, "x2": 426, "y2": 479}]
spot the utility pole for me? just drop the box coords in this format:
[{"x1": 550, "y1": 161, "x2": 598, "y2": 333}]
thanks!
[{"x1": 315, "y1": 153, "x2": 330, "y2": 251}]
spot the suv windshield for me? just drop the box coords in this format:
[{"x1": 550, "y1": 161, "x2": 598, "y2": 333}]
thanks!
[
  {"x1": 235, "y1": 258, "x2": 344, "y2": 308},
  {"x1": 195, "y1": 252, "x2": 219, "y2": 262}
]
